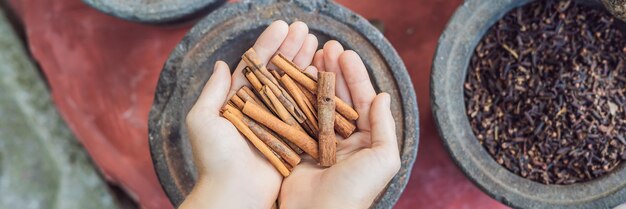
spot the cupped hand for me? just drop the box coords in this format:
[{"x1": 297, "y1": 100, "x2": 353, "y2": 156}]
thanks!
[
  {"x1": 180, "y1": 20, "x2": 319, "y2": 209},
  {"x1": 279, "y1": 41, "x2": 401, "y2": 209}
]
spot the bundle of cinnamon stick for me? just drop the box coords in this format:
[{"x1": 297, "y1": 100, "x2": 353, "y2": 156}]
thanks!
[{"x1": 220, "y1": 48, "x2": 359, "y2": 176}]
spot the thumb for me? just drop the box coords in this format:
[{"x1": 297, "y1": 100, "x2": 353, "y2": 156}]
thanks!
[
  {"x1": 192, "y1": 61, "x2": 232, "y2": 115},
  {"x1": 369, "y1": 93, "x2": 399, "y2": 157}
]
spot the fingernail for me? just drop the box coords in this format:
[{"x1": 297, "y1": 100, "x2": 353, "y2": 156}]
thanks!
[
  {"x1": 273, "y1": 20, "x2": 287, "y2": 26},
  {"x1": 382, "y1": 92, "x2": 391, "y2": 108},
  {"x1": 214, "y1": 60, "x2": 223, "y2": 70}
]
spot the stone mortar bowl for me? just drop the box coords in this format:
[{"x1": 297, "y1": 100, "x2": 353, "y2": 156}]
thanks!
[
  {"x1": 602, "y1": 0, "x2": 626, "y2": 22},
  {"x1": 431, "y1": 0, "x2": 626, "y2": 208},
  {"x1": 148, "y1": 0, "x2": 419, "y2": 208},
  {"x1": 82, "y1": 0, "x2": 226, "y2": 24}
]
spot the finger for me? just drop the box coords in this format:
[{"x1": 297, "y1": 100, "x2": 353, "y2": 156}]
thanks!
[
  {"x1": 228, "y1": 20, "x2": 289, "y2": 96},
  {"x1": 292, "y1": 34, "x2": 318, "y2": 68},
  {"x1": 323, "y1": 41, "x2": 351, "y2": 104},
  {"x1": 193, "y1": 61, "x2": 232, "y2": 116},
  {"x1": 312, "y1": 49, "x2": 324, "y2": 71},
  {"x1": 339, "y1": 50, "x2": 376, "y2": 131},
  {"x1": 369, "y1": 93, "x2": 398, "y2": 156},
  {"x1": 303, "y1": 65, "x2": 318, "y2": 80},
  {"x1": 276, "y1": 21, "x2": 309, "y2": 61}
]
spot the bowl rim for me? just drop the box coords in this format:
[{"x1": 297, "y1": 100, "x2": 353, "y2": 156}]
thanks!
[
  {"x1": 431, "y1": 0, "x2": 626, "y2": 208},
  {"x1": 81, "y1": 0, "x2": 226, "y2": 24}
]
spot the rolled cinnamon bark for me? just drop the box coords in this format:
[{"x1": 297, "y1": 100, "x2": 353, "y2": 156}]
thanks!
[
  {"x1": 317, "y1": 72, "x2": 337, "y2": 166},
  {"x1": 230, "y1": 95, "x2": 245, "y2": 109},
  {"x1": 222, "y1": 104, "x2": 242, "y2": 118},
  {"x1": 270, "y1": 69, "x2": 282, "y2": 82},
  {"x1": 243, "y1": 48, "x2": 280, "y2": 85},
  {"x1": 298, "y1": 81, "x2": 356, "y2": 138},
  {"x1": 281, "y1": 74, "x2": 319, "y2": 132},
  {"x1": 237, "y1": 90, "x2": 304, "y2": 154},
  {"x1": 244, "y1": 67, "x2": 277, "y2": 114},
  {"x1": 242, "y1": 101, "x2": 319, "y2": 159},
  {"x1": 263, "y1": 86, "x2": 306, "y2": 133},
  {"x1": 237, "y1": 87, "x2": 261, "y2": 106},
  {"x1": 249, "y1": 61, "x2": 306, "y2": 123},
  {"x1": 334, "y1": 113, "x2": 356, "y2": 139},
  {"x1": 272, "y1": 70, "x2": 305, "y2": 121},
  {"x1": 271, "y1": 53, "x2": 359, "y2": 121},
  {"x1": 242, "y1": 117, "x2": 301, "y2": 167},
  {"x1": 237, "y1": 87, "x2": 270, "y2": 112},
  {"x1": 271, "y1": 53, "x2": 317, "y2": 92},
  {"x1": 273, "y1": 150, "x2": 293, "y2": 171},
  {"x1": 222, "y1": 110, "x2": 290, "y2": 176},
  {"x1": 243, "y1": 67, "x2": 263, "y2": 91},
  {"x1": 298, "y1": 82, "x2": 318, "y2": 118},
  {"x1": 224, "y1": 104, "x2": 301, "y2": 167}
]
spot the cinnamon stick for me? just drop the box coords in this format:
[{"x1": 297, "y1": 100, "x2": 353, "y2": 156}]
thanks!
[
  {"x1": 237, "y1": 87, "x2": 270, "y2": 112},
  {"x1": 224, "y1": 104, "x2": 301, "y2": 167},
  {"x1": 271, "y1": 53, "x2": 317, "y2": 91},
  {"x1": 334, "y1": 113, "x2": 356, "y2": 139},
  {"x1": 276, "y1": 135, "x2": 304, "y2": 155},
  {"x1": 222, "y1": 110, "x2": 290, "y2": 176},
  {"x1": 271, "y1": 53, "x2": 359, "y2": 121},
  {"x1": 270, "y1": 70, "x2": 301, "y2": 112},
  {"x1": 249, "y1": 62, "x2": 306, "y2": 123},
  {"x1": 242, "y1": 101, "x2": 319, "y2": 159},
  {"x1": 270, "y1": 69, "x2": 282, "y2": 82},
  {"x1": 263, "y1": 86, "x2": 306, "y2": 132},
  {"x1": 299, "y1": 82, "x2": 355, "y2": 138},
  {"x1": 222, "y1": 104, "x2": 242, "y2": 118},
  {"x1": 272, "y1": 70, "x2": 306, "y2": 118},
  {"x1": 237, "y1": 86, "x2": 263, "y2": 107},
  {"x1": 235, "y1": 91, "x2": 303, "y2": 154},
  {"x1": 317, "y1": 72, "x2": 337, "y2": 166},
  {"x1": 230, "y1": 95, "x2": 245, "y2": 109},
  {"x1": 281, "y1": 74, "x2": 319, "y2": 132},
  {"x1": 244, "y1": 67, "x2": 277, "y2": 114},
  {"x1": 274, "y1": 132, "x2": 304, "y2": 155},
  {"x1": 274, "y1": 150, "x2": 293, "y2": 171},
  {"x1": 244, "y1": 87, "x2": 304, "y2": 154},
  {"x1": 298, "y1": 82, "x2": 318, "y2": 118},
  {"x1": 242, "y1": 49, "x2": 306, "y2": 123},
  {"x1": 243, "y1": 48, "x2": 280, "y2": 85},
  {"x1": 335, "y1": 99, "x2": 359, "y2": 121},
  {"x1": 242, "y1": 117, "x2": 301, "y2": 167},
  {"x1": 243, "y1": 67, "x2": 263, "y2": 91}
]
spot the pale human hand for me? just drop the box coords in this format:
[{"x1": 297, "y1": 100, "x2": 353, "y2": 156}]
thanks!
[
  {"x1": 179, "y1": 20, "x2": 319, "y2": 209},
  {"x1": 278, "y1": 41, "x2": 401, "y2": 209}
]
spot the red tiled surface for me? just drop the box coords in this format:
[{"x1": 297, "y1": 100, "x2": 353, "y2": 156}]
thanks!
[{"x1": 7, "y1": 0, "x2": 509, "y2": 208}]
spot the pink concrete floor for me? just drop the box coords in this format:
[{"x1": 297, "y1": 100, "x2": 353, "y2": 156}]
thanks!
[{"x1": 7, "y1": 0, "x2": 510, "y2": 208}]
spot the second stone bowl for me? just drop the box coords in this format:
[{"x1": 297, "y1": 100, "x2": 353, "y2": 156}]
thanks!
[
  {"x1": 431, "y1": 0, "x2": 626, "y2": 208},
  {"x1": 81, "y1": 0, "x2": 226, "y2": 24}
]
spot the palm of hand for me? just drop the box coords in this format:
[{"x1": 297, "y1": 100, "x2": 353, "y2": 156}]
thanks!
[
  {"x1": 281, "y1": 128, "x2": 398, "y2": 209},
  {"x1": 278, "y1": 40, "x2": 400, "y2": 209},
  {"x1": 187, "y1": 116, "x2": 281, "y2": 188}
]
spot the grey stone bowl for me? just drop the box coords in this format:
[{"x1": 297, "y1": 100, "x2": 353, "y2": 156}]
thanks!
[
  {"x1": 81, "y1": 0, "x2": 226, "y2": 24},
  {"x1": 431, "y1": 0, "x2": 626, "y2": 208},
  {"x1": 148, "y1": 0, "x2": 419, "y2": 208},
  {"x1": 602, "y1": 0, "x2": 626, "y2": 22}
]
